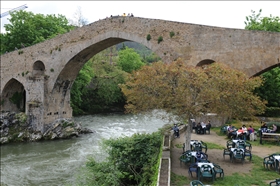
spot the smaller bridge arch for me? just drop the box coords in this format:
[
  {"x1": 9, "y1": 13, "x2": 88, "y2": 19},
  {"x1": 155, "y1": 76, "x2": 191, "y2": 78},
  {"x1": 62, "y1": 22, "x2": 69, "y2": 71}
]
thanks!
[
  {"x1": 197, "y1": 59, "x2": 215, "y2": 67},
  {"x1": 32, "y1": 60, "x2": 45, "y2": 76},
  {"x1": 1, "y1": 78, "x2": 25, "y2": 113}
]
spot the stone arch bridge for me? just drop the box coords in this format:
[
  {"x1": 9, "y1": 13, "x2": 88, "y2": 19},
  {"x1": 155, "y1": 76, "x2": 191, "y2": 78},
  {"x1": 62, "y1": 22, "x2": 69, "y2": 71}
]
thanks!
[{"x1": 0, "y1": 16, "x2": 279, "y2": 132}]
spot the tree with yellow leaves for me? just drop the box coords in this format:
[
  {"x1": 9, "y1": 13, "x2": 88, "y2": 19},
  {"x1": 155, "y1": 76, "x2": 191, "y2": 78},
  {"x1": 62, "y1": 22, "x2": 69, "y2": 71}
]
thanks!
[{"x1": 120, "y1": 59, "x2": 266, "y2": 149}]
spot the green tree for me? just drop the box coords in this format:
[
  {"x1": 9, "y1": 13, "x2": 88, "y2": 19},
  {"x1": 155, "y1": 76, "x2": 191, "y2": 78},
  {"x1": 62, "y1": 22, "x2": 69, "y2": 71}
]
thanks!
[
  {"x1": 245, "y1": 9, "x2": 280, "y2": 32},
  {"x1": 245, "y1": 10, "x2": 280, "y2": 116},
  {"x1": 73, "y1": 47, "x2": 128, "y2": 114},
  {"x1": 120, "y1": 59, "x2": 266, "y2": 149},
  {"x1": 1, "y1": 10, "x2": 74, "y2": 54},
  {"x1": 117, "y1": 47, "x2": 145, "y2": 73},
  {"x1": 254, "y1": 67, "x2": 280, "y2": 107},
  {"x1": 70, "y1": 60, "x2": 95, "y2": 115}
]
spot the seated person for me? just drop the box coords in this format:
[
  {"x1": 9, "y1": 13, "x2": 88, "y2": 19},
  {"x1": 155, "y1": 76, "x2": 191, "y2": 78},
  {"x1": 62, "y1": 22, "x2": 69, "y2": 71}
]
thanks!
[
  {"x1": 236, "y1": 128, "x2": 244, "y2": 139},
  {"x1": 206, "y1": 120, "x2": 211, "y2": 129},
  {"x1": 227, "y1": 124, "x2": 236, "y2": 139},
  {"x1": 196, "y1": 151, "x2": 202, "y2": 162},
  {"x1": 201, "y1": 121, "x2": 206, "y2": 134},
  {"x1": 260, "y1": 122, "x2": 268, "y2": 133},
  {"x1": 196, "y1": 122, "x2": 203, "y2": 134},
  {"x1": 271, "y1": 124, "x2": 277, "y2": 133}
]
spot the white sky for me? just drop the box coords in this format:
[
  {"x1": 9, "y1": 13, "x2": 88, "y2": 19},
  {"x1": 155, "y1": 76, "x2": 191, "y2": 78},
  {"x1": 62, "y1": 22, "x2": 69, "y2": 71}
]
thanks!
[{"x1": 1, "y1": 1, "x2": 280, "y2": 33}]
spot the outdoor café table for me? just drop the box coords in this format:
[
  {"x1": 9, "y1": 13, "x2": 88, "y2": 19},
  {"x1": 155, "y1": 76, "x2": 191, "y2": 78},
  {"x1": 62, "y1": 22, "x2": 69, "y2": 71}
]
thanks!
[
  {"x1": 190, "y1": 151, "x2": 207, "y2": 162},
  {"x1": 232, "y1": 140, "x2": 245, "y2": 148},
  {"x1": 230, "y1": 148, "x2": 244, "y2": 161},
  {"x1": 190, "y1": 140, "x2": 202, "y2": 150},
  {"x1": 273, "y1": 155, "x2": 280, "y2": 172},
  {"x1": 197, "y1": 162, "x2": 214, "y2": 181}
]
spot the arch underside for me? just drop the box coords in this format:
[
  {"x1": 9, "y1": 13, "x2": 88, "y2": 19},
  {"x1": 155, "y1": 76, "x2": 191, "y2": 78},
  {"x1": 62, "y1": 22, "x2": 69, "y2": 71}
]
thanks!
[
  {"x1": 1, "y1": 78, "x2": 25, "y2": 112},
  {"x1": 252, "y1": 64, "x2": 280, "y2": 77}
]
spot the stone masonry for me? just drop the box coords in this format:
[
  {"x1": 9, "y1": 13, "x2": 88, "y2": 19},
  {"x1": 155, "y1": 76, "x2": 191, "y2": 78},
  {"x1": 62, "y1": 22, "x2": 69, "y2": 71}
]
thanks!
[{"x1": 0, "y1": 16, "x2": 279, "y2": 132}]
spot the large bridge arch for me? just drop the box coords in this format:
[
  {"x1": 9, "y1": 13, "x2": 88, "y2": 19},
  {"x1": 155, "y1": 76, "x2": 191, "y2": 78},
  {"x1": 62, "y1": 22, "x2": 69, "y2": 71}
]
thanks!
[
  {"x1": 51, "y1": 30, "x2": 169, "y2": 92},
  {"x1": 0, "y1": 16, "x2": 279, "y2": 131}
]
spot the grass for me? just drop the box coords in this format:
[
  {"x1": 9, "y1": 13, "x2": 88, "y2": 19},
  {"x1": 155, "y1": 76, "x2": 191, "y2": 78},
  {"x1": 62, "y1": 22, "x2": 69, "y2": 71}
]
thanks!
[
  {"x1": 210, "y1": 155, "x2": 279, "y2": 186},
  {"x1": 171, "y1": 172, "x2": 189, "y2": 186}
]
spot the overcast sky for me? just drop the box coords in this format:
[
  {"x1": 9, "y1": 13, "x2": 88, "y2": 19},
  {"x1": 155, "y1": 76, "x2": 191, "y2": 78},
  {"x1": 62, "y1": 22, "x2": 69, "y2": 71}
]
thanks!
[{"x1": 1, "y1": 1, "x2": 280, "y2": 33}]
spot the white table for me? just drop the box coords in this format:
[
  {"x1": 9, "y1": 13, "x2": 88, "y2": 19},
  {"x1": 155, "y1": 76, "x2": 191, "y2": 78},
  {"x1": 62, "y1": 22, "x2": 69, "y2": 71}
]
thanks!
[
  {"x1": 232, "y1": 140, "x2": 245, "y2": 148},
  {"x1": 273, "y1": 155, "x2": 280, "y2": 172},
  {"x1": 230, "y1": 148, "x2": 244, "y2": 155},
  {"x1": 197, "y1": 162, "x2": 214, "y2": 168},
  {"x1": 191, "y1": 151, "x2": 207, "y2": 159},
  {"x1": 190, "y1": 140, "x2": 201, "y2": 145},
  {"x1": 273, "y1": 155, "x2": 280, "y2": 161}
]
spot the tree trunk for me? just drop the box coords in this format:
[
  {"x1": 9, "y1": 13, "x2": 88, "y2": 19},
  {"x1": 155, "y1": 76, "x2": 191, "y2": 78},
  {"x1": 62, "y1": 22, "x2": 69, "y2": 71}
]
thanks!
[{"x1": 185, "y1": 118, "x2": 192, "y2": 151}]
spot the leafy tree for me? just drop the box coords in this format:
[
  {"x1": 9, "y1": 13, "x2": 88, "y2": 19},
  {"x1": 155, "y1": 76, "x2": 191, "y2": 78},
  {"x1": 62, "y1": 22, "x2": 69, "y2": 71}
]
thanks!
[
  {"x1": 73, "y1": 47, "x2": 127, "y2": 114},
  {"x1": 245, "y1": 9, "x2": 280, "y2": 32},
  {"x1": 244, "y1": 10, "x2": 280, "y2": 116},
  {"x1": 1, "y1": 10, "x2": 74, "y2": 54},
  {"x1": 120, "y1": 59, "x2": 266, "y2": 149},
  {"x1": 254, "y1": 67, "x2": 280, "y2": 107},
  {"x1": 70, "y1": 60, "x2": 95, "y2": 115},
  {"x1": 117, "y1": 47, "x2": 145, "y2": 73}
]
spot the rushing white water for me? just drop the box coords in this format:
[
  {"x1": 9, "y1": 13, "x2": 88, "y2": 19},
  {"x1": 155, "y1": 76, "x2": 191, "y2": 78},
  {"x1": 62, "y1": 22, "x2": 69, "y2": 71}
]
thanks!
[{"x1": 0, "y1": 112, "x2": 169, "y2": 186}]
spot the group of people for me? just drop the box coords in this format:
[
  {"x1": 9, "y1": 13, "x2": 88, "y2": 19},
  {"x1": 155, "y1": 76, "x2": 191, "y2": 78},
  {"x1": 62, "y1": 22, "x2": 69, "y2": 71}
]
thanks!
[
  {"x1": 227, "y1": 124, "x2": 255, "y2": 140},
  {"x1": 260, "y1": 122, "x2": 278, "y2": 133},
  {"x1": 192, "y1": 119, "x2": 211, "y2": 134},
  {"x1": 122, "y1": 13, "x2": 134, "y2": 17},
  {"x1": 227, "y1": 122, "x2": 278, "y2": 140}
]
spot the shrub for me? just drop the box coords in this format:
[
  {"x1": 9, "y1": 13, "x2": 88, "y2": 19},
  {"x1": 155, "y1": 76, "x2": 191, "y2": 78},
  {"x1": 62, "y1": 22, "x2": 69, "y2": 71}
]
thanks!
[
  {"x1": 77, "y1": 131, "x2": 163, "y2": 185},
  {"x1": 170, "y1": 31, "x2": 175, "y2": 38},
  {"x1": 158, "y1": 36, "x2": 163, "y2": 44},
  {"x1": 147, "y1": 34, "x2": 151, "y2": 41}
]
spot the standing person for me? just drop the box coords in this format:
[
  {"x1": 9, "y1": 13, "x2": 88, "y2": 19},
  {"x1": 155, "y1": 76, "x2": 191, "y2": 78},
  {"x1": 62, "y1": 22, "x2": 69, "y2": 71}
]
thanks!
[
  {"x1": 201, "y1": 121, "x2": 206, "y2": 134},
  {"x1": 172, "y1": 124, "x2": 180, "y2": 138},
  {"x1": 191, "y1": 119, "x2": 196, "y2": 133},
  {"x1": 248, "y1": 125, "x2": 255, "y2": 141},
  {"x1": 242, "y1": 125, "x2": 249, "y2": 140}
]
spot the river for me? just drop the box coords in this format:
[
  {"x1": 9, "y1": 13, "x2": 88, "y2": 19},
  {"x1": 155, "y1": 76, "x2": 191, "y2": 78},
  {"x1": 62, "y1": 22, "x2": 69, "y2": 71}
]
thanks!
[{"x1": 0, "y1": 112, "x2": 170, "y2": 186}]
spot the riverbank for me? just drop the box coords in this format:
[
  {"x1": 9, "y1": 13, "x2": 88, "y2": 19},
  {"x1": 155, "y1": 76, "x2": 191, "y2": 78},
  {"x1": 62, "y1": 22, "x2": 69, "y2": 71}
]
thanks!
[{"x1": 0, "y1": 112, "x2": 94, "y2": 145}]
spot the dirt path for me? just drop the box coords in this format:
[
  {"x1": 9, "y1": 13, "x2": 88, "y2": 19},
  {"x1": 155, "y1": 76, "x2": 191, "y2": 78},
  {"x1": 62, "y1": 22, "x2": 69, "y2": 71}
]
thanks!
[{"x1": 171, "y1": 130, "x2": 280, "y2": 182}]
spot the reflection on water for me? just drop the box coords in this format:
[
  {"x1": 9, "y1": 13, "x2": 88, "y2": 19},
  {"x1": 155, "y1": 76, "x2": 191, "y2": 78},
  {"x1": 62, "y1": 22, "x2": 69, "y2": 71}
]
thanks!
[{"x1": 0, "y1": 112, "x2": 169, "y2": 186}]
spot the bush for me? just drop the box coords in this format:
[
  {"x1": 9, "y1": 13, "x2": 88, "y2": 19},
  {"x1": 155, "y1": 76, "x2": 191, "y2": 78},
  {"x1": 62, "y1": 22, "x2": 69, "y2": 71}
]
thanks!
[
  {"x1": 147, "y1": 34, "x2": 151, "y2": 41},
  {"x1": 157, "y1": 36, "x2": 163, "y2": 44},
  {"x1": 77, "y1": 131, "x2": 163, "y2": 185}
]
